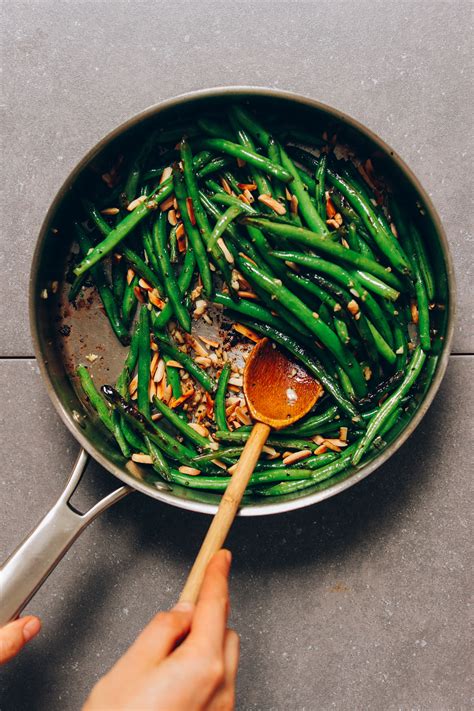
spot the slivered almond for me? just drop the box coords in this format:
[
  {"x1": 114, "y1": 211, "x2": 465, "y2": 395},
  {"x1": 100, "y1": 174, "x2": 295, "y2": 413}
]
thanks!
[
  {"x1": 100, "y1": 207, "x2": 120, "y2": 216},
  {"x1": 174, "y1": 330, "x2": 185, "y2": 344},
  {"x1": 149, "y1": 378, "x2": 157, "y2": 402},
  {"x1": 132, "y1": 453, "x2": 153, "y2": 464},
  {"x1": 221, "y1": 177, "x2": 232, "y2": 195},
  {"x1": 185, "y1": 335, "x2": 209, "y2": 357},
  {"x1": 217, "y1": 238, "x2": 234, "y2": 264},
  {"x1": 225, "y1": 402, "x2": 239, "y2": 417},
  {"x1": 238, "y1": 182, "x2": 257, "y2": 191},
  {"x1": 363, "y1": 366, "x2": 372, "y2": 381},
  {"x1": 410, "y1": 301, "x2": 419, "y2": 324},
  {"x1": 235, "y1": 407, "x2": 252, "y2": 425},
  {"x1": 195, "y1": 356, "x2": 212, "y2": 367},
  {"x1": 151, "y1": 412, "x2": 162, "y2": 421},
  {"x1": 258, "y1": 194, "x2": 287, "y2": 215},
  {"x1": 243, "y1": 189, "x2": 255, "y2": 203},
  {"x1": 326, "y1": 218, "x2": 340, "y2": 229},
  {"x1": 130, "y1": 391, "x2": 138, "y2": 400},
  {"x1": 178, "y1": 466, "x2": 201, "y2": 476},
  {"x1": 160, "y1": 166, "x2": 172, "y2": 184},
  {"x1": 313, "y1": 435, "x2": 325, "y2": 445},
  {"x1": 127, "y1": 195, "x2": 147, "y2": 212},
  {"x1": 326, "y1": 198, "x2": 337, "y2": 218},
  {"x1": 189, "y1": 422, "x2": 210, "y2": 437},
  {"x1": 262, "y1": 445, "x2": 278, "y2": 457},
  {"x1": 285, "y1": 187, "x2": 293, "y2": 201},
  {"x1": 238, "y1": 193, "x2": 251, "y2": 205},
  {"x1": 126, "y1": 268, "x2": 135, "y2": 285},
  {"x1": 339, "y1": 426, "x2": 348, "y2": 442},
  {"x1": 128, "y1": 375, "x2": 138, "y2": 396},
  {"x1": 237, "y1": 290, "x2": 258, "y2": 300},
  {"x1": 193, "y1": 299, "x2": 207, "y2": 318},
  {"x1": 160, "y1": 195, "x2": 174, "y2": 211},
  {"x1": 227, "y1": 462, "x2": 238, "y2": 475},
  {"x1": 228, "y1": 384, "x2": 241, "y2": 393},
  {"x1": 198, "y1": 335, "x2": 219, "y2": 348},
  {"x1": 205, "y1": 392, "x2": 214, "y2": 417},
  {"x1": 168, "y1": 209, "x2": 177, "y2": 226},
  {"x1": 150, "y1": 352, "x2": 159, "y2": 376},
  {"x1": 341, "y1": 238, "x2": 350, "y2": 249},
  {"x1": 314, "y1": 444, "x2": 328, "y2": 455},
  {"x1": 166, "y1": 359, "x2": 183, "y2": 368},
  {"x1": 322, "y1": 440, "x2": 342, "y2": 453},
  {"x1": 139, "y1": 278, "x2": 153, "y2": 291},
  {"x1": 134, "y1": 286, "x2": 146, "y2": 303},
  {"x1": 283, "y1": 450, "x2": 312, "y2": 465},
  {"x1": 154, "y1": 359, "x2": 165, "y2": 383},
  {"x1": 325, "y1": 438, "x2": 348, "y2": 448},
  {"x1": 170, "y1": 389, "x2": 195, "y2": 409},
  {"x1": 347, "y1": 299, "x2": 359, "y2": 315},
  {"x1": 211, "y1": 459, "x2": 228, "y2": 471},
  {"x1": 233, "y1": 323, "x2": 260, "y2": 343},
  {"x1": 162, "y1": 384, "x2": 173, "y2": 404},
  {"x1": 228, "y1": 375, "x2": 243, "y2": 387},
  {"x1": 186, "y1": 197, "x2": 196, "y2": 225},
  {"x1": 290, "y1": 194, "x2": 299, "y2": 216},
  {"x1": 149, "y1": 290, "x2": 166, "y2": 309},
  {"x1": 151, "y1": 341, "x2": 159, "y2": 352}
]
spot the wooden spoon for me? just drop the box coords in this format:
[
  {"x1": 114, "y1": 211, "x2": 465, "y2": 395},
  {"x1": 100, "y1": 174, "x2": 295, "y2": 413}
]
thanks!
[{"x1": 179, "y1": 338, "x2": 323, "y2": 603}]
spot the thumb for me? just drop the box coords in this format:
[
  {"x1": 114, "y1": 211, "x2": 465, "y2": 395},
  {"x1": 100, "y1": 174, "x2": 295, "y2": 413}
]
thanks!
[{"x1": 0, "y1": 616, "x2": 41, "y2": 664}]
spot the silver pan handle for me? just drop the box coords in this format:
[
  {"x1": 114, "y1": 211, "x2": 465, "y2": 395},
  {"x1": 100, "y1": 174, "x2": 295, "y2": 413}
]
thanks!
[{"x1": 0, "y1": 449, "x2": 130, "y2": 624}]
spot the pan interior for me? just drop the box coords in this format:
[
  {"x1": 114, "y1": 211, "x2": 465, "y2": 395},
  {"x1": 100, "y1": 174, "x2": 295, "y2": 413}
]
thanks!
[{"x1": 30, "y1": 89, "x2": 454, "y2": 515}]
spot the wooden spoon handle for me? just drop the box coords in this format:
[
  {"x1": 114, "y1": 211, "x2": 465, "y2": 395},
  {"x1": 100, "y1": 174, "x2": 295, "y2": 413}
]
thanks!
[{"x1": 179, "y1": 421, "x2": 271, "y2": 603}]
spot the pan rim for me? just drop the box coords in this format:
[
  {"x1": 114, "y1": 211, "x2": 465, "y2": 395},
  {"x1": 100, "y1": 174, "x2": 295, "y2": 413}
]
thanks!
[{"x1": 28, "y1": 85, "x2": 456, "y2": 517}]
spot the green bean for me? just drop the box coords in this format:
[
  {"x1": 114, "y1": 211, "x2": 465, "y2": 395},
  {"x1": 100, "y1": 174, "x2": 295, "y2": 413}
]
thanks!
[
  {"x1": 192, "y1": 138, "x2": 293, "y2": 183},
  {"x1": 215, "y1": 363, "x2": 232, "y2": 432},
  {"x1": 337, "y1": 365, "x2": 356, "y2": 400},
  {"x1": 151, "y1": 246, "x2": 196, "y2": 331},
  {"x1": 123, "y1": 130, "x2": 159, "y2": 204},
  {"x1": 193, "y1": 446, "x2": 243, "y2": 464},
  {"x1": 326, "y1": 166, "x2": 412, "y2": 277},
  {"x1": 244, "y1": 217, "x2": 405, "y2": 291},
  {"x1": 238, "y1": 258, "x2": 367, "y2": 396},
  {"x1": 278, "y1": 145, "x2": 330, "y2": 236},
  {"x1": 197, "y1": 117, "x2": 234, "y2": 140},
  {"x1": 234, "y1": 319, "x2": 359, "y2": 418},
  {"x1": 270, "y1": 249, "x2": 394, "y2": 347},
  {"x1": 122, "y1": 273, "x2": 138, "y2": 327},
  {"x1": 141, "y1": 220, "x2": 162, "y2": 276},
  {"x1": 76, "y1": 365, "x2": 130, "y2": 457},
  {"x1": 215, "y1": 430, "x2": 318, "y2": 450},
  {"x1": 74, "y1": 224, "x2": 130, "y2": 345},
  {"x1": 267, "y1": 137, "x2": 286, "y2": 204},
  {"x1": 228, "y1": 107, "x2": 272, "y2": 197},
  {"x1": 258, "y1": 447, "x2": 356, "y2": 496},
  {"x1": 152, "y1": 397, "x2": 212, "y2": 450},
  {"x1": 351, "y1": 346, "x2": 426, "y2": 465},
  {"x1": 111, "y1": 255, "x2": 126, "y2": 305},
  {"x1": 68, "y1": 271, "x2": 89, "y2": 302},
  {"x1": 180, "y1": 140, "x2": 235, "y2": 294},
  {"x1": 366, "y1": 320, "x2": 396, "y2": 365},
  {"x1": 207, "y1": 204, "x2": 247, "y2": 254},
  {"x1": 334, "y1": 317, "x2": 350, "y2": 345},
  {"x1": 168, "y1": 224, "x2": 179, "y2": 263},
  {"x1": 102, "y1": 385, "x2": 197, "y2": 464},
  {"x1": 196, "y1": 157, "x2": 233, "y2": 179},
  {"x1": 74, "y1": 182, "x2": 172, "y2": 277},
  {"x1": 173, "y1": 164, "x2": 213, "y2": 297},
  {"x1": 122, "y1": 246, "x2": 163, "y2": 293},
  {"x1": 314, "y1": 153, "x2": 327, "y2": 219},
  {"x1": 283, "y1": 405, "x2": 340, "y2": 436},
  {"x1": 125, "y1": 317, "x2": 141, "y2": 372},
  {"x1": 165, "y1": 355, "x2": 182, "y2": 400},
  {"x1": 144, "y1": 435, "x2": 171, "y2": 480},
  {"x1": 355, "y1": 270, "x2": 400, "y2": 301},
  {"x1": 152, "y1": 332, "x2": 217, "y2": 393},
  {"x1": 199, "y1": 191, "x2": 261, "y2": 263},
  {"x1": 229, "y1": 105, "x2": 272, "y2": 148},
  {"x1": 153, "y1": 212, "x2": 191, "y2": 332},
  {"x1": 168, "y1": 470, "x2": 232, "y2": 491},
  {"x1": 409, "y1": 223, "x2": 435, "y2": 301},
  {"x1": 137, "y1": 306, "x2": 151, "y2": 419}
]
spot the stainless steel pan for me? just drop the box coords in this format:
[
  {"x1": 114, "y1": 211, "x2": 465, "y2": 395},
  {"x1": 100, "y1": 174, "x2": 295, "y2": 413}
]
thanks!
[{"x1": 0, "y1": 87, "x2": 455, "y2": 624}]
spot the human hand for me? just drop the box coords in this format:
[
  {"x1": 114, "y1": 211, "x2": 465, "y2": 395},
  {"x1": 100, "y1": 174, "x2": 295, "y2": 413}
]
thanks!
[
  {"x1": 84, "y1": 549, "x2": 239, "y2": 711},
  {"x1": 0, "y1": 615, "x2": 42, "y2": 664}
]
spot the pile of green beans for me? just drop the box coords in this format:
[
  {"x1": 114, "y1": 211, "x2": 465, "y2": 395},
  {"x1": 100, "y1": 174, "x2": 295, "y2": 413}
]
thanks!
[{"x1": 69, "y1": 103, "x2": 441, "y2": 498}]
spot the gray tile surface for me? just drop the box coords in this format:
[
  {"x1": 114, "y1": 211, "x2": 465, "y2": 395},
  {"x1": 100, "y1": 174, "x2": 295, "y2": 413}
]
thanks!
[
  {"x1": 0, "y1": 0, "x2": 473, "y2": 356},
  {"x1": 1, "y1": 1, "x2": 473, "y2": 710},
  {"x1": 1, "y1": 357, "x2": 473, "y2": 710}
]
